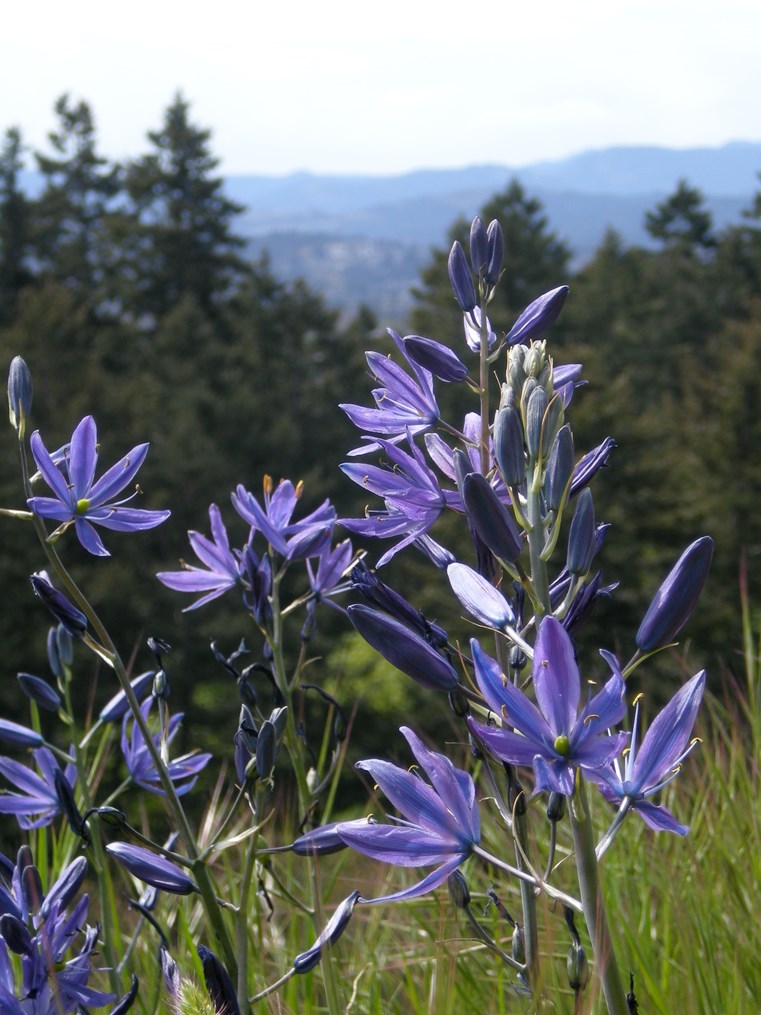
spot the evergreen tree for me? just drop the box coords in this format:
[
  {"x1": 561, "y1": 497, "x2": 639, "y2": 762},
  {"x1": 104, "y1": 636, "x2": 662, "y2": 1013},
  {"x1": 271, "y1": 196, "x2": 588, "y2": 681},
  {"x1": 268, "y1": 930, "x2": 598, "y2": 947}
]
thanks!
[
  {"x1": 0, "y1": 127, "x2": 34, "y2": 325},
  {"x1": 32, "y1": 95, "x2": 121, "y2": 301},
  {"x1": 645, "y1": 178, "x2": 716, "y2": 253},
  {"x1": 124, "y1": 94, "x2": 250, "y2": 323}
]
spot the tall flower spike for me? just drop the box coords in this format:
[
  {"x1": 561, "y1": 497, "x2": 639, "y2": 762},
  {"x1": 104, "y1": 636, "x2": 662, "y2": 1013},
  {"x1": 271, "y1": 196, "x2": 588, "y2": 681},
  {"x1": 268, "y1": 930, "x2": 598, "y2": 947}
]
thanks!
[
  {"x1": 467, "y1": 619, "x2": 627, "y2": 795},
  {"x1": 28, "y1": 415, "x2": 170, "y2": 556},
  {"x1": 337, "y1": 727, "x2": 480, "y2": 903}
]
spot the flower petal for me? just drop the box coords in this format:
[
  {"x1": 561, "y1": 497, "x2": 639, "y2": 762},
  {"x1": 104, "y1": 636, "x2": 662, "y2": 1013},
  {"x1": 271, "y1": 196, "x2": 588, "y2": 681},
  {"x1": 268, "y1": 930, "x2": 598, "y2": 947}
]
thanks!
[{"x1": 532, "y1": 617, "x2": 580, "y2": 736}]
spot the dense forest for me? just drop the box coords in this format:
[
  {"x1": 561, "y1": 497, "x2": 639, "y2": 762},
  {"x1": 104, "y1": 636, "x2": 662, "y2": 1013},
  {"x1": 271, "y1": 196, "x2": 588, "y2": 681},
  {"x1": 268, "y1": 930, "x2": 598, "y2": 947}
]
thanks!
[{"x1": 2, "y1": 94, "x2": 760, "y2": 751}]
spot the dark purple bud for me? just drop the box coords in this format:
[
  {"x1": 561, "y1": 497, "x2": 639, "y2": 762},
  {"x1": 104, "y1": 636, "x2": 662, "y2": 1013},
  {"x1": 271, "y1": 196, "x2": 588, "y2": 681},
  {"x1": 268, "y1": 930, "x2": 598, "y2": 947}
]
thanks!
[
  {"x1": 567, "y1": 489, "x2": 596, "y2": 577},
  {"x1": 567, "y1": 941, "x2": 589, "y2": 991},
  {"x1": 525, "y1": 385, "x2": 549, "y2": 459},
  {"x1": 469, "y1": 216, "x2": 488, "y2": 275},
  {"x1": 0, "y1": 717, "x2": 43, "y2": 748},
  {"x1": 292, "y1": 818, "x2": 372, "y2": 857},
  {"x1": 545, "y1": 425, "x2": 575, "y2": 511},
  {"x1": 109, "y1": 975, "x2": 139, "y2": 1014},
  {"x1": 106, "y1": 843, "x2": 198, "y2": 896},
  {"x1": 293, "y1": 890, "x2": 361, "y2": 974},
  {"x1": 17, "y1": 672, "x2": 62, "y2": 713},
  {"x1": 0, "y1": 913, "x2": 33, "y2": 955},
  {"x1": 19, "y1": 859, "x2": 43, "y2": 915},
  {"x1": 636, "y1": 536, "x2": 714, "y2": 653},
  {"x1": 99, "y1": 671, "x2": 155, "y2": 722},
  {"x1": 562, "y1": 571, "x2": 617, "y2": 634},
  {"x1": 30, "y1": 573, "x2": 87, "y2": 637},
  {"x1": 452, "y1": 448, "x2": 472, "y2": 492},
  {"x1": 47, "y1": 623, "x2": 73, "y2": 678},
  {"x1": 160, "y1": 947, "x2": 180, "y2": 999},
  {"x1": 95, "y1": 807, "x2": 128, "y2": 829},
  {"x1": 7, "y1": 356, "x2": 32, "y2": 437},
  {"x1": 485, "y1": 220, "x2": 504, "y2": 285},
  {"x1": 546, "y1": 791, "x2": 566, "y2": 823},
  {"x1": 448, "y1": 869, "x2": 471, "y2": 910},
  {"x1": 505, "y1": 285, "x2": 569, "y2": 346},
  {"x1": 351, "y1": 561, "x2": 448, "y2": 648},
  {"x1": 348, "y1": 605, "x2": 459, "y2": 691},
  {"x1": 447, "y1": 241, "x2": 477, "y2": 312},
  {"x1": 255, "y1": 720, "x2": 276, "y2": 781},
  {"x1": 54, "y1": 768, "x2": 85, "y2": 840},
  {"x1": 40, "y1": 856, "x2": 88, "y2": 921},
  {"x1": 569, "y1": 437, "x2": 615, "y2": 497},
  {"x1": 403, "y1": 336, "x2": 468, "y2": 383},
  {"x1": 269, "y1": 706, "x2": 288, "y2": 739},
  {"x1": 198, "y1": 946, "x2": 240, "y2": 1015},
  {"x1": 494, "y1": 406, "x2": 525, "y2": 487},
  {"x1": 462, "y1": 473, "x2": 522, "y2": 563}
]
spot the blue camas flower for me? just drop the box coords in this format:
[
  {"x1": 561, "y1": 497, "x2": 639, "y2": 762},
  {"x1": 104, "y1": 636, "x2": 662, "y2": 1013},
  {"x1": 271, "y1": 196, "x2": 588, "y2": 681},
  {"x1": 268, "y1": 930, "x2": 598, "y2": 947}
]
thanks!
[
  {"x1": 468, "y1": 618, "x2": 627, "y2": 795},
  {"x1": 157, "y1": 504, "x2": 243, "y2": 610},
  {"x1": 121, "y1": 699, "x2": 211, "y2": 796},
  {"x1": 0, "y1": 747, "x2": 76, "y2": 829},
  {"x1": 337, "y1": 727, "x2": 480, "y2": 902},
  {"x1": 27, "y1": 415, "x2": 170, "y2": 556}
]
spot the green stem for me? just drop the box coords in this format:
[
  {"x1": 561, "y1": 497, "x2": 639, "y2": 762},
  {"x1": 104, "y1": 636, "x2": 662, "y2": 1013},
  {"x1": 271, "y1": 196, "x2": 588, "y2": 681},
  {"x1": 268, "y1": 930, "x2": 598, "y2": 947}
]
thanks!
[
  {"x1": 513, "y1": 808, "x2": 540, "y2": 985},
  {"x1": 525, "y1": 462, "x2": 551, "y2": 617},
  {"x1": 569, "y1": 778, "x2": 628, "y2": 1015},
  {"x1": 236, "y1": 833, "x2": 259, "y2": 1012}
]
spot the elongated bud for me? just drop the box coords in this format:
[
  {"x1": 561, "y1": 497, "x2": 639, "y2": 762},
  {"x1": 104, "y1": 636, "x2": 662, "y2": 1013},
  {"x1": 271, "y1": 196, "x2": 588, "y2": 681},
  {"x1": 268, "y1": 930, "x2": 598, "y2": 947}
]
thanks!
[
  {"x1": 99, "y1": 671, "x2": 154, "y2": 722},
  {"x1": 54, "y1": 768, "x2": 86, "y2": 839},
  {"x1": 40, "y1": 856, "x2": 88, "y2": 920},
  {"x1": 448, "y1": 562, "x2": 516, "y2": 630},
  {"x1": 348, "y1": 604, "x2": 459, "y2": 691},
  {"x1": 567, "y1": 488, "x2": 596, "y2": 577},
  {"x1": 293, "y1": 891, "x2": 361, "y2": 973},
  {"x1": 255, "y1": 719, "x2": 276, "y2": 781},
  {"x1": 47, "y1": 623, "x2": 73, "y2": 678},
  {"x1": 8, "y1": 356, "x2": 32, "y2": 437},
  {"x1": 462, "y1": 473, "x2": 522, "y2": 562},
  {"x1": 546, "y1": 791, "x2": 566, "y2": 823},
  {"x1": 524, "y1": 385, "x2": 549, "y2": 459},
  {"x1": 106, "y1": 843, "x2": 198, "y2": 895},
  {"x1": 505, "y1": 285, "x2": 569, "y2": 346},
  {"x1": 545, "y1": 425, "x2": 574, "y2": 511},
  {"x1": 448, "y1": 241, "x2": 477, "y2": 312},
  {"x1": 511, "y1": 923, "x2": 526, "y2": 964},
  {"x1": 485, "y1": 219, "x2": 504, "y2": 285},
  {"x1": 570, "y1": 436, "x2": 615, "y2": 497},
  {"x1": 403, "y1": 335, "x2": 468, "y2": 382},
  {"x1": 0, "y1": 914, "x2": 33, "y2": 955},
  {"x1": 292, "y1": 818, "x2": 373, "y2": 857},
  {"x1": 469, "y1": 216, "x2": 488, "y2": 276},
  {"x1": 636, "y1": 536, "x2": 714, "y2": 653},
  {"x1": 109, "y1": 975, "x2": 139, "y2": 1014},
  {"x1": 198, "y1": 946, "x2": 240, "y2": 1015},
  {"x1": 0, "y1": 717, "x2": 43, "y2": 748},
  {"x1": 30, "y1": 573, "x2": 87, "y2": 637},
  {"x1": 494, "y1": 406, "x2": 525, "y2": 487},
  {"x1": 351, "y1": 560, "x2": 448, "y2": 648},
  {"x1": 567, "y1": 940, "x2": 589, "y2": 991},
  {"x1": 18, "y1": 672, "x2": 62, "y2": 712},
  {"x1": 447, "y1": 869, "x2": 471, "y2": 909}
]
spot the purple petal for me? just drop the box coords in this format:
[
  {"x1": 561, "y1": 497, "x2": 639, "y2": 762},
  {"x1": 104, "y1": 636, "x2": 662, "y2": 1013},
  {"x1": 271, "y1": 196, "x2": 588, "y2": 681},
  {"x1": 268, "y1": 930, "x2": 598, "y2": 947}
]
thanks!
[
  {"x1": 73, "y1": 517, "x2": 110, "y2": 556},
  {"x1": 87, "y1": 443, "x2": 150, "y2": 505},
  {"x1": 533, "y1": 755, "x2": 575, "y2": 795},
  {"x1": 532, "y1": 618, "x2": 580, "y2": 735},
  {"x1": 448, "y1": 564, "x2": 514, "y2": 629},
  {"x1": 29, "y1": 432, "x2": 72, "y2": 505},
  {"x1": 356, "y1": 758, "x2": 457, "y2": 837},
  {"x1": 84, "y1": 507, "x2": 170, "y2": 531},
  {"x1": 400, "y1": 727, "x2": 478, "y2": 843},
  {"x1": 360, "y1": 854, "x2": 464, "y2": 905},
  {"x1": 68, "y1": 416, "x2": 98, "y2": 500},
  {"x1": 467, "y1": 718, "x2": 544, "y2": 767},
  {"x1": 25, "y1": 496, "x2": 71, "y2": 522},
  {"x1": 631, "y1": 799, "x2": 689, "y2": 834},
  {"x1": 471, "y1": 641, "x2": 551, "y2": 747},
  {"x1": 337, "y1": 823, "x2": 456, "y2": 866},
  {"x1": 630, "y1": 671, "x2": 705, "y2": 790}
]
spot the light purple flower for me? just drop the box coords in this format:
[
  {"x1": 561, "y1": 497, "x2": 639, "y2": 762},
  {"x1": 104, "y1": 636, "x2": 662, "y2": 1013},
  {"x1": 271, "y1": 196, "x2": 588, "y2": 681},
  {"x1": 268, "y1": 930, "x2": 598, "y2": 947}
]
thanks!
[
  {"x1": 122, "y1": 699, "x2": 211, "y2": 797},
  {"x1": 591, "y1": 670, "x2": 705, "y2": 834},
  {"x1": 306, "y1": 538, "x2": 354, "y2": 604},
  {"x1": 157, "y1": 504, "x2": 242, "y2": 610},
  {"x1": 232, "y1": 479, "x2": 335, "y2": 559},
  {"x1": 467, "y1": 618, "x2": 627, "y2": 796},
  {"x1": 337, "y1": 727, "x2": 479, "y2": 903},
  {"x1": 27, "y1": 415, "x2": 170, "y2": 556},
  {"x1": 0, "y1": 747, "x2": 76, "y2": 830}
]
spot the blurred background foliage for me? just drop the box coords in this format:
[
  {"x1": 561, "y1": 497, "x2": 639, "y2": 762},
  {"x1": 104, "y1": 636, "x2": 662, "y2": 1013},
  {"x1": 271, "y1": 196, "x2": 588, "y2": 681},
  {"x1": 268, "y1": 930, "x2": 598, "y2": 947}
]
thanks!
[{"x1": 2, "y1": 94, "x2": 761, "y2": 791}]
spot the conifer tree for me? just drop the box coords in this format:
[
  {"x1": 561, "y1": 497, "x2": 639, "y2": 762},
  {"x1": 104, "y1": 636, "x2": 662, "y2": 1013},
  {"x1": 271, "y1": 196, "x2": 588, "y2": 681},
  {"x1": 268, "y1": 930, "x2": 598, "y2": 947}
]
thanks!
[
  {"x1": 0, "y1": 127, "x2": 34, "y2": 324},
  {"x1": 645, "y1": 178, "x2": 716, "y2": 252}
]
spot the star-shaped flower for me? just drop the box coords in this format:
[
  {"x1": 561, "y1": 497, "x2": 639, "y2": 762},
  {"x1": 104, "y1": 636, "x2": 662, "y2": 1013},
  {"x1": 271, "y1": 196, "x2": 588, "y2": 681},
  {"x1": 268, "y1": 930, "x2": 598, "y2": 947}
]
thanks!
[
  {"x1": 468, "y1": 618, "x2": 627, "y2": 795},
  {"x1": 28, "y1": 415, "x2": 169, "y2": 556}
]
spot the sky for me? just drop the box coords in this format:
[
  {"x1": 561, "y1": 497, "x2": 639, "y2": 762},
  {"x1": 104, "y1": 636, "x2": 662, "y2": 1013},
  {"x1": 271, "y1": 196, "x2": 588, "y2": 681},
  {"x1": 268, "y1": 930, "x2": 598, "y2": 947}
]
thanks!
[{"x1": 3, "y1": 0, "x2": 760, "y2": 176}]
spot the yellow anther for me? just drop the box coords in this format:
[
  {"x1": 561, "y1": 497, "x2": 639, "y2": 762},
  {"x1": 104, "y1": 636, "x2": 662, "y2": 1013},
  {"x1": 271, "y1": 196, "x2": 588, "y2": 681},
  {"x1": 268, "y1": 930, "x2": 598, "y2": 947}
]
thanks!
[
  {"x1": 583, "y1": 713, "x2": 600, "y2": 725},
  {"x1": 633, "y1": 691, "x2": 645, "y2": 705}
]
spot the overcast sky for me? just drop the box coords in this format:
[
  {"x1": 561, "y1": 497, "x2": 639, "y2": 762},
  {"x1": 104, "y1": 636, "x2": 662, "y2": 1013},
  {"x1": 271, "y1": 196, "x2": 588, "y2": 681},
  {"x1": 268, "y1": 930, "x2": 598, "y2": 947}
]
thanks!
[{"x1": 3, "y1": 0, "x2": 759, "y2": 176}]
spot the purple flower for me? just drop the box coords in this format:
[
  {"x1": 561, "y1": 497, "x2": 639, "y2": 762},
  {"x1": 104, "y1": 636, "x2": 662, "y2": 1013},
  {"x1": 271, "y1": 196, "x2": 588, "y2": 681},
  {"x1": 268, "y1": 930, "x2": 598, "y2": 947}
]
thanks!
[
  {"x1": 106, "y1": 843, "x2": 197, "y2": 895},
  {"x1": 340, "y1": 330, "x2": 439, "y2": 454},
  {"x1": 306, "y1": 538, "x2": 354, "y2": 604},
  {"x1": 232, "y1": 478, "x2": 335, "y2": 559},
  {"x1": 447, "y1": 562, "x2": 516, "y2": 631},
  {"x1": 467, "y1": 618, "x2": 627, "y2": 795},
  {"x1": 337, "y1": 727, "x2": 479, "y2": 903},
  {"x1": 505, "y1": 285, "x2": 569, "y2": 346},
  {"x1": 591, "y1": 670, "x2": 705, "y2": 835},
  {"x1": 0, "y1": 747, "x2": 76, "y2": 829},
  {"x1": 402, "y1": 336, "x2": 468, "y2": 383},
  {"x1": 0, "y1": 849, "x2": 115, "y2": 1012},
  {"x1": 27, "y1": 415, "x2": 170, "y2": 556},
  {"x1": 30, "y1": 573, "x2": 88, "y2": 637},
  {"x1": 341, "y1": 438, "x2": 453, "y2": 565},
  {"x1": 122, "y1": 699, "x2": 211, "y2": 797},
  {"x1": 157, "y1": 504, "x2": 242, "y2": 610}
]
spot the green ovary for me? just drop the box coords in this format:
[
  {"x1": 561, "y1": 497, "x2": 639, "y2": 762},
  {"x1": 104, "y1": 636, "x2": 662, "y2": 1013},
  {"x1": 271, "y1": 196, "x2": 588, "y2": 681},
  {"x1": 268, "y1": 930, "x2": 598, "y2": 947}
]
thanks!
[{"x1": 553, "y1": 734, "x2": 571, "y2": 756}]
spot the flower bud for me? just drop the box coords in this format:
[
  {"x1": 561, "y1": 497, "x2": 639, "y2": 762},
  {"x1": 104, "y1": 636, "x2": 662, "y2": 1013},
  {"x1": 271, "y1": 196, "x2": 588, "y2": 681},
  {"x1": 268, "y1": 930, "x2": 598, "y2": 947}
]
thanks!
[
  {"x1": 485, "y1": 219, "x2": 504, "y2": 285},
  {"x1": 54, "y1": 768, "x2": 85, "y2": 839},
  {"x1": 17, "y1": 673, "x2": 62, "y2": 713},
  {"x1": 40, "y1": 856, "x2": 88, "y2": 920},
  {"x1": 462, "y1": 473, "x2": 522, "y2": 563},
  {"x1": 106, "y1": 843, "x2": 198, "y2": 895},
  {"x1": 524, "y1": 385, "x2": 548, "y2": 459},
  {"x1": 255, "y1": 719, "x2": 277, "y2": 781},
  {"x1": 293, "y1": 891, "x2": 361, "y2": 973},
  {"x1": 545, "y1": 425, "x2": 574, "y2": 511},
  {"x1": 511, "y1": 923, "x2": 526, "y2": 965},
  {"x1": 546, "y1": 791, "x2": 566, "y2": 823},
  {"x1": 99, "y1": 671, "x2": 155, "y2": 723},
  {"x1": 636, "y1": 536, "x2": 714, "y2": 653},
  {"x1": 448, "y1": 241, "x2": 477, "y2": 312},
  {"x1": 7, "y1": 356, "x2": 32, "y2": 437},
  {"x1": 348, "y1": 604, "x2": 459, "y2": 691},
  {"x1": 403, "y1": 336, "x2": 468, "y2": 382},
  {"x1": 567, "y1": 488, "x2": 596, "y2": 577},
  {"x1": 0, "y1": 913, "x2": 33, "y2": 955},
  {"x1": 30, "y1": 573, "x2": 87, "y2": 637},
  {"x1": 505, "y1": 286, "x2": 569, "y2": 346},
  {"x1": 198, "y1": 946, "x2": 240, "y2": 1015},
  {"x1": 0, "y1": 717, "x2": 43, "y2": 748},
  {"x1": 469, "y1": 216, "x2": 488, "y2": 276},
  {"x1": 567, "y1": 940, "x2": 589, "y2": 991},
  {"x1": 447, "y1": 869, "x2": 471, "y2": 910},
  {"x1": 448, "y1": 563, "x2": 516, "y2": 630},
  {"x1": 569, "y1": 436, "x2": 615, "y2": 497},
  {"x1": 493, "y1": 406, "x2": 525, "y2": 487},
  {"x1": 110, "y1": 974, "x2": 139, "y2": 1014}
]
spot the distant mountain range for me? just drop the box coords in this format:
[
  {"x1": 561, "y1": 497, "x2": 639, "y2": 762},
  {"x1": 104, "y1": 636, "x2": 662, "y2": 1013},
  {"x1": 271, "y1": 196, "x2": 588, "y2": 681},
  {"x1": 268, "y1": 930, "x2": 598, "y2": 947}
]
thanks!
[{"x1": 226, "y1": 142, "x2": 761, "y2": 323}]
